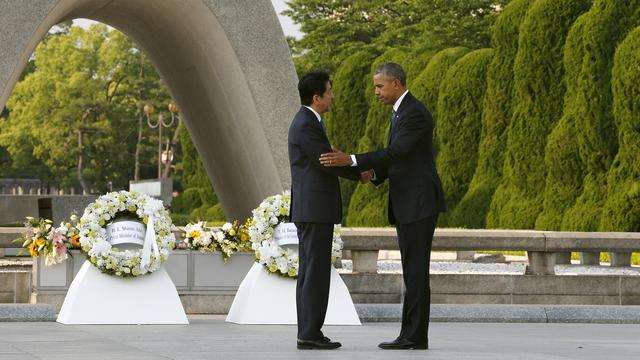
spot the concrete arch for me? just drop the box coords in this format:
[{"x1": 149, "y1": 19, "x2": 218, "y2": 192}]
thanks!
[{"x1": 0, "y1": 0, "x2": 298, "y2": 219}]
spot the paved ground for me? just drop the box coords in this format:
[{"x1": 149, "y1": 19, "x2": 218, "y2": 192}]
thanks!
[{"x1": 1, "y1": 316, "x2": 639, "y2": 360}]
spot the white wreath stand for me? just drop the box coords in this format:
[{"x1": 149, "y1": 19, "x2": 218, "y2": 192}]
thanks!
[
  {"x1": 226, "y1": 262, "x2": 360, "y2": 325},
  {"x1": 57, "y1": 260, "x2": 188, "y2": 325},
  {"x1": 227, "y1": 223, "x2": 360, "y2": 325}
]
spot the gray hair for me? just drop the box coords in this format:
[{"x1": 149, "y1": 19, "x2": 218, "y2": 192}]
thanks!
[{"x1": 375, "y1": 62, "x2": 406, "y2": 86}]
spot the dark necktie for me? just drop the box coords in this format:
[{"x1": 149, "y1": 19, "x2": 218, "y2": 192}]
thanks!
[
  {"x1": 391, "y1": 109, "x2": 398, "y2": 129},
  {"x1": 319, "y1": 119, "x2": 327, "y2": 135},
  {"x1": 388, "y1": 110, "x2": 398, "y2": 145}
]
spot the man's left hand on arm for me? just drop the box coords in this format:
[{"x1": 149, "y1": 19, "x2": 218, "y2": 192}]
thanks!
[{"x1": 319, "y1": 150, "x2": 353, "y2": 167}]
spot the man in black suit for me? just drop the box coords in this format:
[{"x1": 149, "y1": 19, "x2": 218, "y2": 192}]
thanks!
[
  {"x1": 288, "y1": 71, "x2": 362, "y2": 350},
  {"x1": 320, "y1": 63, "x2": 446, "y2": 350}
]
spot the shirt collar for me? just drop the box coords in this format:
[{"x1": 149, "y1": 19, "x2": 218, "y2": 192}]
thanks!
[
  {"x1": 393, "y1": 90, "x2": 409, "y2": 113},
  {"x1": 303, "y1": 106, "x2": 322, "y2": 122}
]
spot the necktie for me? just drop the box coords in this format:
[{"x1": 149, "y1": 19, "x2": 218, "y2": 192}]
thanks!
[
  {"x1": 391, "y1": 109, "x2": 398, "y2": 129},
  {"x1": 388, "y1": 110, "x2": 398, "y2": 145},
  {"x1": 319, "y1": 120, "x2": 327, "y2": 135}
]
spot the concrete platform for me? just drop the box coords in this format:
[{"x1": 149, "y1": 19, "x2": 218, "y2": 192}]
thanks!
[
  {"x1": 3, "y1": 303, "x2": 640, "y2": 325},
  {"x1": 357, "y1": 304, "x2": 640, "y2": 323},
  {"x1": 1, "y1": 317, "x2": 639, "y2": 359}
]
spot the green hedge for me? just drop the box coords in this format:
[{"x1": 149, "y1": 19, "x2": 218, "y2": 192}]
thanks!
[
  {"x1": 412, "y1": 47, "x2": 469, "y2": 159},
  {"x1": 599, "y1": 26, "x2": 640, "y2": 232},
  {"x1": 171, "y1": 187, "x2": 202, "y2": 214},
  {"x1": 346, "y1": 48, "x2": 432, "y2": 226},
  {"x1": 436, "y1": 48, "x2": 494, "y2": 227},
  {"x1": 324, "y1": 50, "x2": 377, "y2": 224},
  {"x1": 487, "y1": 0, "x2": 590, "y2": 229},
  {"x1": 172, "y1": 125, "x2": 220, "y2": 219},
  {"x1": 449, "y1": 0, "x2": 532, "y2": 229},
  {"x1": 534, "y1": 5, "x2": 591, "y2": 230},
  {"x1": 413, "y1": 47, "x2": 469, "y2": 114},
  {"x1": 560, "y1": 1, "x2": 640, "y2": 231}
]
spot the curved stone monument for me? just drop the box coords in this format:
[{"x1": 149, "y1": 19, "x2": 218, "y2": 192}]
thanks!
[{"x1": 0, "y1": 0, "x2": 297, "y2": 220}]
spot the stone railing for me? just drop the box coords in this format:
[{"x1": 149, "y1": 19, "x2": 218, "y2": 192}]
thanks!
[
  {"x1": 341, "y1": 228, "x2": 640, "y2": 275},
  {"x1": 3, "y1": 227, "x2": 639, "y2": 275}
]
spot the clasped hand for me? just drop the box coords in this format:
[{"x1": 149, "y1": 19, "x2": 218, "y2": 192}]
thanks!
[{"x1": 320, "y1": 147, "x2": 372, "y2": 184}]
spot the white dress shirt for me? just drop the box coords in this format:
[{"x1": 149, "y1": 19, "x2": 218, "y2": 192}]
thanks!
[{"x1": 304, "y1": 105, "x2": 323, "y2": 123}]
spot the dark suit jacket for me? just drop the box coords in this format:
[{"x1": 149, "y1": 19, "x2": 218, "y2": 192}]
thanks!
[
  {"x1": 288, "y1": 106, "x2": 360, "y2": 224},
  {"x1": 355, "y1": 92, "x2": 446, "y2": 225}
]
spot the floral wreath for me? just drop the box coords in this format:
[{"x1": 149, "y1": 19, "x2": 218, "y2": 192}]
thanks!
[
  {"x1": 247, "y1": 191, "x2": 343, "y2": 278},
  {"x1": 78, "y1": 191, "x2": 175, "y2": 277}
]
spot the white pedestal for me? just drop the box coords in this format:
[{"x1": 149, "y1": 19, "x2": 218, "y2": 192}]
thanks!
[
  {"x1": 226, "y1": 263, "x2": 361, "y2": 325},
  {"x1": 57, "y1": 261, "x2": 189, "y2": 324}
]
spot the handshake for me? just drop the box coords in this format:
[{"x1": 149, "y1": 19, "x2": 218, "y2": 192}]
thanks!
[
  {"x1": 359, "y1": 169, "x2": 374, "y2": 184},
  {"x1": 319, "y1": 147, "x2": 373, "y2": 185}
]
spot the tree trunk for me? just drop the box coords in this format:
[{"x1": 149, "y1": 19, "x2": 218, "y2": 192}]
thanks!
[
  {"x1": 77, "y1": 127, "x2": 90, "y2": 194},
  {"x1": 77, "y1": 108, "x2": 93, "y2": 194}
]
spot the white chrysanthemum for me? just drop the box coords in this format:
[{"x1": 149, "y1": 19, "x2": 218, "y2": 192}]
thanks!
[{"x1": 88, "y1": 240, "x2": 112, "y2": 257}]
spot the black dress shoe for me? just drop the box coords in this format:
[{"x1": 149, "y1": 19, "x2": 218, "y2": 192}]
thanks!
[
  {"x1": 378, "y1": 338, "x2": 428, "y2": 350},
  {"x1": 297, "y1": 338, "x2": 342, "y2": 350}
]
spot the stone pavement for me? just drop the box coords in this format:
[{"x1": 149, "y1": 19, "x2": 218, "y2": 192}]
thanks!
[{"x1": 1, "y1": 316, "x2": 639, "y2": 360}]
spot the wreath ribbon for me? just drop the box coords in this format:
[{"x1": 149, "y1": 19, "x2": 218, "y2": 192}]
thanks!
[{"x1": 140, "y1": 214, "x2": 160, "y2": 270}]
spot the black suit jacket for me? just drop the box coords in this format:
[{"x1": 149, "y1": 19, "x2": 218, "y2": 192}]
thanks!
[
  {"x1": 355, "y1": 92, "x2": 446, "y2": 225},
  {"x1": 288, "y1": 106, "x2": 360, "y2": 224}
]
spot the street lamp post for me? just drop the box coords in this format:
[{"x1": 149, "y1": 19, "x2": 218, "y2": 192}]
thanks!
[{"x1": 144, "y1": 102, "x2": 178, "y2": 179}]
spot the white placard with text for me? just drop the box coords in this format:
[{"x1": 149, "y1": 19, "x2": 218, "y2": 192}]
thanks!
[
  {"x1": 273, "y1": 223, "x2": 298, "y2": 246},
  {"x1": 106, "y1": 220, "x2": 146, "y2": 246}
]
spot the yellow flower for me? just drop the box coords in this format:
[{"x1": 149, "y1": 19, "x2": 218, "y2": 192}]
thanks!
[
  {"x1": 190, "y1": 230, "x2": 201, "y2": 239},
  {"x1": 70, "y1": 235, "x2": 81, "y2": 248},
  {"x1": 29, "y1": 242, "x2": 39, "y2": 257},
  {"x1": 36, "y1": 237, "x2": 45, "y2": 247}
]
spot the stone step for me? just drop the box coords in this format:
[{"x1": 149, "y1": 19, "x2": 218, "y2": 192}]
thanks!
[
  {"x1": 356, "y1": 304, "x2": 640, "y2": 324},
  {"x1": 3, "y1": 303, "x2": 640, "y2": 324},
  {"x1": 0, "y1": 304, "x2": 56, "y2": 321}
]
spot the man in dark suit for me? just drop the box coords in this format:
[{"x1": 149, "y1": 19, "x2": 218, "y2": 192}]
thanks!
[
  {"x1": 320, "y1": 63, "x2": 446, "y2": 350},
  {"x1": 288, "y1": 71, "x2": 362, "y2": 350}
]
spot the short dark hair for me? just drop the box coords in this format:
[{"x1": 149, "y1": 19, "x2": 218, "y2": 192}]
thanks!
[
  {"x1": 375, "y1": 62, "x2": 406, "y2": 86},
  {"x1": 298, "y1": 71, "x2": 331, "y2": 106}
]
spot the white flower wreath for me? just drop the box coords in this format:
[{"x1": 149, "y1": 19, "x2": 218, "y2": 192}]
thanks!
[
  {"x1": 78, "y1": 191, "x2": 176, "y2": 277},
  {"x1": 248, "y1": 191, "x2": 343, "y2": 278}
]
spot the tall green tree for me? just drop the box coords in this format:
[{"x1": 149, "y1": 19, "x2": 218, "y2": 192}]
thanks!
[
  {"x1": 486, "y1": 0, "x2": 590, "y2": 229},
  {"x1": 559, "y1": 1, "x2": 640, "y2": 231},
  {"x1": 534, "y1": 6, "x2": 591, "y2": 230},
  {"x1": 599, "y1": 26, "x2": 640, "y2": 232},
  {"x1": 435, "y1": 48, "x2": 494, "y2": 227},
  {"x1": 171, "y1": 125, "x2": 221, "y2": 221},
  {"x1": 450, "y1": 0, "x2": 532, "y2": 229}
]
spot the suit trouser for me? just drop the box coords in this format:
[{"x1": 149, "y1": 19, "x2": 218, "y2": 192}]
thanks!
[
  {"x1": 396, "y1": 214, "x2": 438, "y2": 344},
  {"x1": 295, "y1": 222, "x2": 334, "y2": 340}
]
